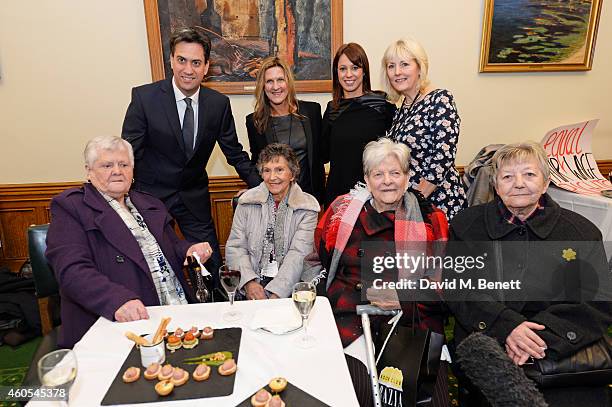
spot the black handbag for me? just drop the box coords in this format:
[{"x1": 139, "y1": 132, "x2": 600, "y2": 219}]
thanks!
[
  {"x1": 522, "y1": 335, "x2": 612, "y2": 388},
  {"x1": 375, "y1": 306, "x2": 444, "y2": 407}
]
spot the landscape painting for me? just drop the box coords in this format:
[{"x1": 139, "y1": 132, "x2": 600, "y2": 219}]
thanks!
[
  {"x1": 480, "y1": 0, "x2": 602, "y2": 72},
  {"x1": 144, "y1": 0, "x2": 343, "y2": 93}
]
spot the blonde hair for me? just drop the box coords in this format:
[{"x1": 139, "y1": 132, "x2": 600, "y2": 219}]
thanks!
[
  {"x1": 491, "y1": 141, "x2": 551, "y2": 186},
  {"x1": 363, "y1": 138, "x2": 411, "y2": 176},
  {"x1": 253, "y1": 56, "x2": 300, "y2": 134},
  {"x1": 381, "y1": 38, "x2": 430, "y2": 103}
]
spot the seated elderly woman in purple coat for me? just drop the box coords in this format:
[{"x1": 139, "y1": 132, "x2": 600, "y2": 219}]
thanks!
[{"x1": 46, "y1": 136, "x2": 213, "y2": 348}]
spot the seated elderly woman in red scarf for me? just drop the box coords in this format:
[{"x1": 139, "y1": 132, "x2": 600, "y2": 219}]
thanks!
[
  {"x1": 303, "y1": 138, "x2": 449, "y2": 406},
  {"x1": 46, "y1": 136, "x2": 213, "y2": 348}
]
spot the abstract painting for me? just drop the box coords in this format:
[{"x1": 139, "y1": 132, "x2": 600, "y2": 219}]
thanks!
[
  {"x1": 144, "y1": 0, "x2": 343, "y2": 93},
  {"x1": 480, "y1": 0, "x2": 602, "y2": 72}
]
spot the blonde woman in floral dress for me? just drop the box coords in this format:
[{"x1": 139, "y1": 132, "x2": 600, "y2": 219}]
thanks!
[{"x1": 383, "y1": 38, "x2": 466, "y2": 219}]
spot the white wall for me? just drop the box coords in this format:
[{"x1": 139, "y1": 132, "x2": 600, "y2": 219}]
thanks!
[{"x1": 1, "y1": 0, "x2": 610, "y2": 183}]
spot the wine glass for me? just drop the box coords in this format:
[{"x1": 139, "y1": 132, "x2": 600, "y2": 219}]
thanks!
[
  {"x1": 220, "y1": 264, "x2": 242, "y2": 321},
  {"x1": 38, "y1": 349, "x2": 77, "y2": 406},
  {"x1": 292, "y1": 281, "x2": 317, "y2": 348}
]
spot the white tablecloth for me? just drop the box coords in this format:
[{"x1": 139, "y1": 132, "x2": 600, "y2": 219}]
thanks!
[
  {"x1": 29, "y1": 297, "x2": 359, "y2": 407},
  {"x1": 547, "y1": 186, "x2": 612, "y2": 260}
]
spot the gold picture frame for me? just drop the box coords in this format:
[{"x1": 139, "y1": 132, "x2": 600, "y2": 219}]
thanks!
[
  {"x1": 143, "y1": 0, "x2": 343, "y2": 94},
  {"x1": 479, "y1": 0, "x2": 602, "y2": 72}
]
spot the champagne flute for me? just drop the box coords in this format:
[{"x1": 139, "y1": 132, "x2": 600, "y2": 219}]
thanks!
[
  {"x1": 220, "y1": 264, "x2": 242, "y2": 321},
  {"x1": 38, "y1": 349, "x2": 77, "y2": 406},
  {"x1": 292, "y1": 281, "x2": 317, "y2": 348}
]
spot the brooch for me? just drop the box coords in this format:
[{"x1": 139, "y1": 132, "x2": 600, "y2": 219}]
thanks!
[{"x1": 562, "y1": 248, "x2": 576, "y2": 262}]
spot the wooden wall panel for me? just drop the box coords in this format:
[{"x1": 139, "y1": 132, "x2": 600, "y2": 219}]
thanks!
[{"x1": 0, "y1": 161, "x2": 609, "y2": 272}]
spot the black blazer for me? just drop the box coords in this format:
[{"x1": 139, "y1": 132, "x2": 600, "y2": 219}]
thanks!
[
  {"x1": 122, "y1": 78, "x2": 260, "y2": 221},
  {"x1": 245, "y1": 100, "x2": 324, "y2": 203}
]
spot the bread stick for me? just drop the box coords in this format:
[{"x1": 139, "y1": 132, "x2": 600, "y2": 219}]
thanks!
[{"x1": 152, "y1": 317, "x2": 171, "y2": 344}]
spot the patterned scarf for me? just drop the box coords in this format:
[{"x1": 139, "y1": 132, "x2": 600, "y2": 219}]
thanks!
[
  {"x1": 258, "y1": 190, "x2": 290, "y2": 274},
  {"x1": 313, "y1": 183, "x2": 448, "y2": 289},
  {"x1": 103, "y1": 193, "x2": 187, "y2": 306}
]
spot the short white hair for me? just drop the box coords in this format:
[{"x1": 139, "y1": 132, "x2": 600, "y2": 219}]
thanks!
[
  {"x1": 381, "y1": 37, "x2": 430, "y2": 103},
  {"x1": 491, "y1": 141, "x2": 551, "y2": 186},
  {"x1": 363, "y1": 138, "x2": 411, "y2": 176},
  {"x1": 84, "y1": 136, "x2": 134, "y2": 168}
]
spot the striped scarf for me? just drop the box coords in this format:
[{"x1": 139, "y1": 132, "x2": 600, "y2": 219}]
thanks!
[{"x1": 103, "y1": 193, "x2": 187, "y2": 306}]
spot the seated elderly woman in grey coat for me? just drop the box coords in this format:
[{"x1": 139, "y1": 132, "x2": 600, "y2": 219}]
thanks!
[{"x1": 225, "y1": 143, "x2": 320, "y2": 299}]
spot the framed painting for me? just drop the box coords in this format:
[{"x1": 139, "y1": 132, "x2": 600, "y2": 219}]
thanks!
[
  {"x1": 143, "y1": 0, "x2": 343, "y2": 94},
  {"x1": 479, "y1": 0, "x2": 602, "y2": 72}
]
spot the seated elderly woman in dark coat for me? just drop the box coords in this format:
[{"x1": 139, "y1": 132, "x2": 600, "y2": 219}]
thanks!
[
  {"x1": 46, "y1": 136, "x2": 213, "y2": 348},
  {"x1": 447, "y1": 141, "x2": 612, "y2": 407},
  {"x1": 304, "y1": 138, "x2": 450, "y2": 407}
]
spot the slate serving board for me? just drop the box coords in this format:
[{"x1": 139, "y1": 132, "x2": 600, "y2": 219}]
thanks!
[
  {"x1": 101, "y1": 327, "x2": 241, "y2": 405},
  {"x1": 235, "y1": 380, "x2": 330, "y2": 407}
]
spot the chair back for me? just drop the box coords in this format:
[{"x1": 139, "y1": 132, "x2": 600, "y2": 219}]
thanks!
[
  {"x1": 28, "y1": 224, "x2": 58, "y2": 298},
  {"x1": 28, "y1": 224, "x2": 60, "y2": 335}
]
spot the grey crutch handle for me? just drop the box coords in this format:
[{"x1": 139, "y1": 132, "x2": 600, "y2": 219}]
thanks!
[{"x1": 356, "y1": 304, "x2": 400, "y2": 316}]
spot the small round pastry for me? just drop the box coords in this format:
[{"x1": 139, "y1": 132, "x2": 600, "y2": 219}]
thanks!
[
  {"x1": 187, "y1": 326, "x2": 200, "y2": 339},
  {"x1": 192, "y1": 364, "x2": 211, "y2": 381},
  {"x1": 268, "y1": 377, "x2": 287, "y2": 393},
  {"x1": 174, "y1": 327, "x2": 185, "y2": 338},
  {"x1": 122, "y1": 366, "x2": 140, "y2": 383},
  {"x1": 154, "y1": 380, "x2": 174, "y2": 396},
  {"x1": 158, "y1": 364, "x2": 174, "y2": 381},
  {"x1": 251, "y1": 388, "x2": 272, "y2": 407},
  {"x1": 166, "y1": 334, "x2": 182, "y2": 351},
  {"x1": 170, "y1": 367, "x2": 189, "y2": 386},
  {"x1": 201, "y1": 326, "x2": 214, "y2": 340},
  {"x1": 266, "y1": 395, "x2": 285, "y2": 407},
  {"x1": 144, "y1": 362, "x2": 161, "y2": 380},
  {"x1": 218, "y1": 358, "x2": 237, "y2": 376},
  {"x1": 182, "y1": 332, "x2": 199, "y2": 349}
]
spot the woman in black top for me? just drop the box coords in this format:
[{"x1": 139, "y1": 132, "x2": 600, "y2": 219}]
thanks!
[
  {"x1": 246, "y1": 56, "x2": 324, "y2": 202},
  {"x1": 322, "y1": 43, "x2": 396, "y2": 207}
]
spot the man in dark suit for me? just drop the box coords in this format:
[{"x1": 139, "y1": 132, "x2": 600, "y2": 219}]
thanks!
[{"x1": 122, "y1": 27, "x2": 260, "y2": 279}]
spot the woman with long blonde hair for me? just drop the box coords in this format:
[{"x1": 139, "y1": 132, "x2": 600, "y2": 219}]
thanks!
[
  {"x1": 246, "y1": 56, "x2": 324, "y2": 202},
  {"x1": 382, "y1": 37, "x2": 466, "y2": 220}
]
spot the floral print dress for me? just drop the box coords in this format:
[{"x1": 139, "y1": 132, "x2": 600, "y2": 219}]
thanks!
[{"x1": 387, "y1": 88, "x2": 466, "y2": 219}]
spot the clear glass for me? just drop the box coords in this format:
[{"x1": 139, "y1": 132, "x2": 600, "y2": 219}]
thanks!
[
  {"x1": 37, "y1": 349, "x2": 78, "y2": 406},
  {"x1": 292, "y1": 281, "x2": 317, "y2": 348},
  {"x1": 220, "y1": 264, "x2": 242, "y2": 321}
]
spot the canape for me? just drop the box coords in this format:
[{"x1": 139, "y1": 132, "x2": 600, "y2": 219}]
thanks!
[
  {"x1": 201, "y1": 326, "x2": 214, "y2": 340},
  {"x1": 187, "y1": 326, "x2": 200, "y2": 338},
  {"x1": 166, "y1": 334, "x2": 182, "y2": 351},
  {"x1": 122, "y1": 367, "x2": 140, "y2": 383},
  {"x1": 251, "y1": 388, "x2": 272, "y2": 406},
  {"x1": 144, "y1": 362, "x2": 161, "y2": 380},
  {"x1": 269, "y1": 377, "x2": 288, "y2": 393},
  {"x1": 218, "y1": 358, "x2": 237, "y2": 376},
  {"x1": 266, "y1": 395, "x2": 285, "y2": 407},
  {"x1": 155, "y1": 380, "x2": 174, "y2": 396},
  {"x1": 182, "y1": 332, "x2": 199, "y2": 349},
  {"x1": 192, "y1": 364, "x2": 211, "y2": 381},
  {"x1": 158, "y1": 364, "x2": 174, "y2": 381},
  {"x1": 171, "y1": 367, "x2": 189, "y2": 386}
]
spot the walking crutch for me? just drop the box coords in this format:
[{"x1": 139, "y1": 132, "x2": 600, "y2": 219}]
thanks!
[{"x1": 356, "y1": 304, "x2": 400, "y2": 407}]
